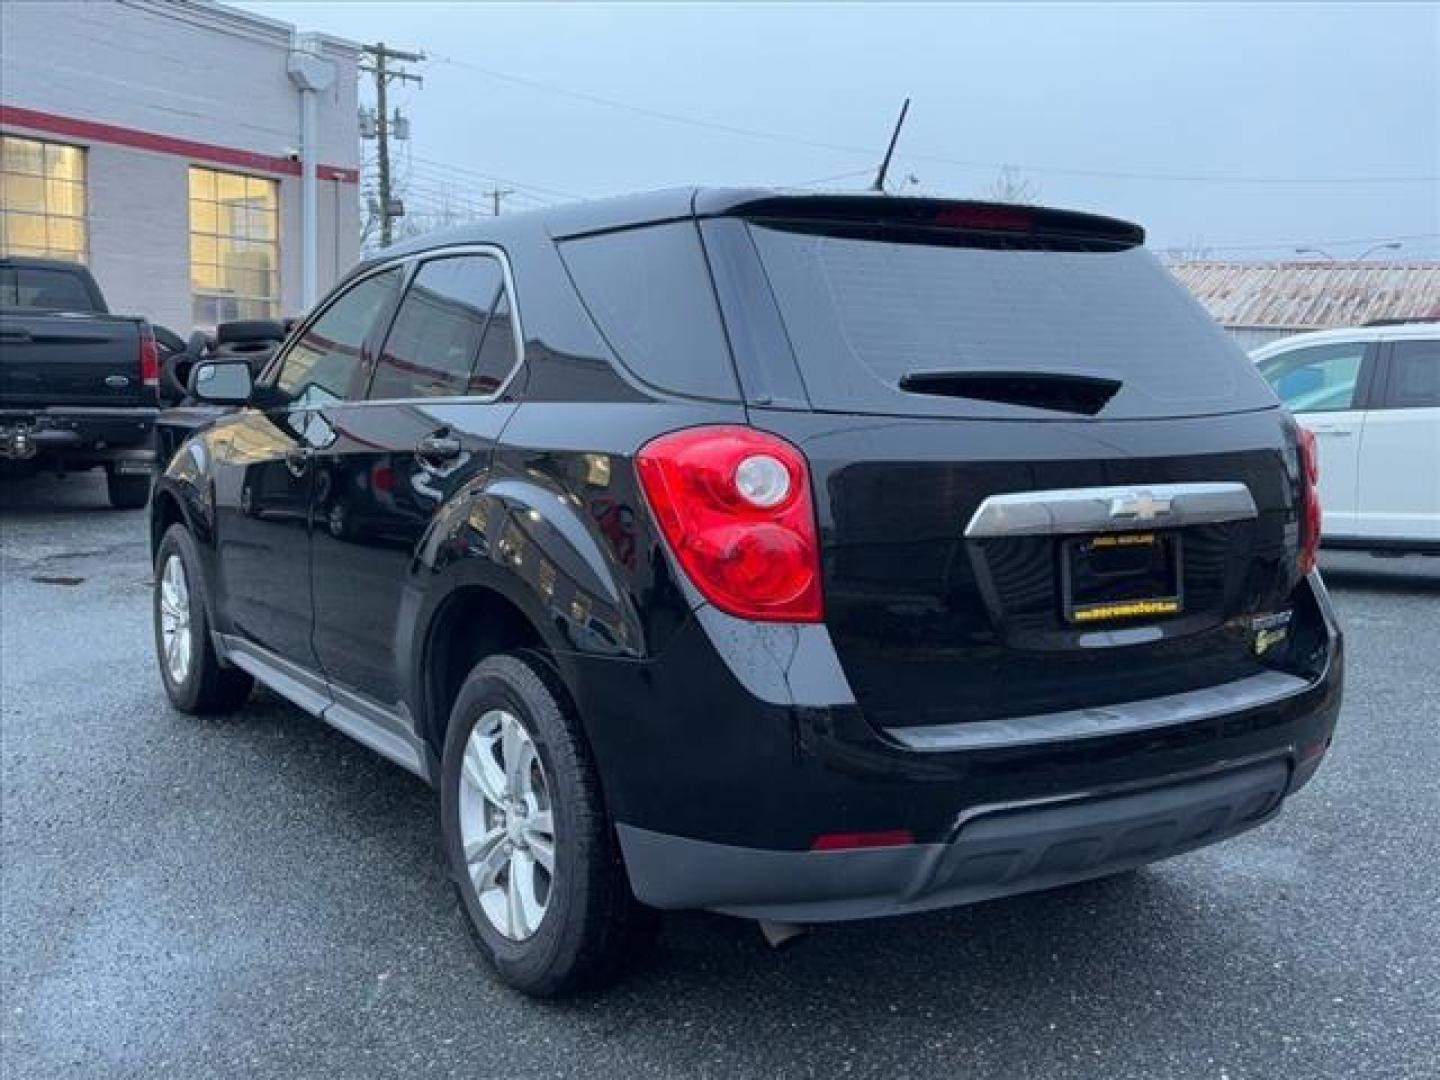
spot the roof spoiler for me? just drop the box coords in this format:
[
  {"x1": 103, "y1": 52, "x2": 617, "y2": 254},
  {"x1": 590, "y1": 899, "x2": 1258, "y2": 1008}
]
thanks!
[{"x1": 702, "y1": 193, "x2": 1145, "y2": 248}]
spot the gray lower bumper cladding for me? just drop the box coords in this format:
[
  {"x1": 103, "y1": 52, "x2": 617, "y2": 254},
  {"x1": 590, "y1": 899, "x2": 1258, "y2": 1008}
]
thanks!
[{"x1": 618, "y1": 760, "x2": 1289, "y2": 922}]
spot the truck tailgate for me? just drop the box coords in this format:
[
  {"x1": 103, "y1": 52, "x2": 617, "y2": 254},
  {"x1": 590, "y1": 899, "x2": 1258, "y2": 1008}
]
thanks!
[{"x1": 0, "y1": 314, "x2": 146, "y2": 409}]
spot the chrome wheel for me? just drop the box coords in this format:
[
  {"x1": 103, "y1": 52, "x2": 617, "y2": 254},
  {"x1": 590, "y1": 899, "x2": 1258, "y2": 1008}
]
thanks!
[
  {"x1": 458, "y1": 708, "x2": 555, "y2": 941},
  {"x1": 158, "y1": 554, "x2": 193, "y2": 686}
]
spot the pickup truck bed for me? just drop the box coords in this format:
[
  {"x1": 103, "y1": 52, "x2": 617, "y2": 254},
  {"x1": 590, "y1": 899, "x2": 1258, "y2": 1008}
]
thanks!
[{"x1": 1, "y1": 257, "x2": 159, "y2": 508}]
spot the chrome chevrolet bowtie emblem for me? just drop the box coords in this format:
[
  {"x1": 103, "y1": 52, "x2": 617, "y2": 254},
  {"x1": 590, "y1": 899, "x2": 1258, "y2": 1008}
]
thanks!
[{"x1": 1109, "y1": 490, "x2": 1173, "y2": 522}]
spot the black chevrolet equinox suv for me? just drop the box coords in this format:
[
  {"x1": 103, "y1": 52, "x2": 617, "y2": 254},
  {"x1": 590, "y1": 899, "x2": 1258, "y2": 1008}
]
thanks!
[{"x1": 150, "y1": 190, "x2": 1342, "y2": 995}]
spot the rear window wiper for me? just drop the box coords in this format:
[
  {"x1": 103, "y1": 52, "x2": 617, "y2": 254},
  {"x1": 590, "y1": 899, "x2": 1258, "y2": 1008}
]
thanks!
[{"x1": 896, "y1": 370, "x2": 1122, "y2": 416}]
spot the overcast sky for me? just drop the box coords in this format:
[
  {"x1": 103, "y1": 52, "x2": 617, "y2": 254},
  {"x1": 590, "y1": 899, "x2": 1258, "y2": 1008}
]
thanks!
[{"x1": 243, "y1": 1, "x2": 1439, "y2": 259}]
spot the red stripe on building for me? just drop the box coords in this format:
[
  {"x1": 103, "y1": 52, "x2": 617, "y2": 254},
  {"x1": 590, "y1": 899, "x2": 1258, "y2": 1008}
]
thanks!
[{"x1": 0, "y1": 104, "x2": 360, "y2": 184}]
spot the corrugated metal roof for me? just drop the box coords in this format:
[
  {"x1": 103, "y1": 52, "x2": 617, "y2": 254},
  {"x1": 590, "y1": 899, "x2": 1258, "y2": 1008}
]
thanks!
[{"x1": 1168, "y1": 260, "x2": 1440, "y2": 330}]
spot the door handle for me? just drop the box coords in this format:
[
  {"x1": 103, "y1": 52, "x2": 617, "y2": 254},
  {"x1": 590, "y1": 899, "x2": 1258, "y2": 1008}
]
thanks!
[
  {"x1": 284, "y1": 445, "x2": 313, "y2": 477},
  {"x1": 416, "y1": 430, "x2": 462, "y2": 467}
]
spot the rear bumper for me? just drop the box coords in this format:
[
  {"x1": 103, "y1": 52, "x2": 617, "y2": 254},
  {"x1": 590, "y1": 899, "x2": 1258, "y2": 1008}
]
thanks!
[
  {"x1": 619, "y1": 757, "x2": 1289, "y2": 921},
  {"x1": 569, "y1": 571, "x2": 1342, "y2": 919},
  {"x1": 0, "y1": 406, "x2": 156, "y2": 464}
]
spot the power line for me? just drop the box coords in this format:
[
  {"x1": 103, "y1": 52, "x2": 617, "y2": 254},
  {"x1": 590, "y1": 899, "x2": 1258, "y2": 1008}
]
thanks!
[
  {"x1": 786, "y1": 168, "x2": 876, "y2": 189},
  {"x1": 428, "y1": 53, "x2": 1439, "y2": 187},
  {"x1": 1194, "y1": 232, "x2": 1440, "y2": 253},
  {"x1": 407, "y1": 154, "x2": 585, "y2": 201},
  {"x1": 402, "y1": 167, "x2": 560, "y2": 212}
]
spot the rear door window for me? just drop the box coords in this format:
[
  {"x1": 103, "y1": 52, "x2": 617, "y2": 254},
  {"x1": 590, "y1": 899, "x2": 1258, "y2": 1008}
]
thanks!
[
  {"x1": 369, "y1": 254, "x2": 515, "y2": 400},
  {"x1": 1256, "y1": 342, "x2": 1368, "y2": 413},
  {"x1": 558, "y1": 222, "x2": 739, "y2": 401},
  {"x1": 745, "y1": 224, "x2": 1276, "y2": 420},
  {"x1": 1379, "y1": 340, "x2": 1440, "y2": 409}
]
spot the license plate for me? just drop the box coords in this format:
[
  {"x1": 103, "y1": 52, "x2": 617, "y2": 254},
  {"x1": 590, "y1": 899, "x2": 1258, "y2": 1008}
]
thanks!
[
  {"x1": 1062, "y1": 532, "x2": 1182, "y2": 624},
  {"x1": 113, "y1": 460, "x2": 154, "y2": 476}
]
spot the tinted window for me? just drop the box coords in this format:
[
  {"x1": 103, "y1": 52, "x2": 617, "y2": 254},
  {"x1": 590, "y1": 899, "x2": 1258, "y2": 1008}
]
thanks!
[
  {"x1": 1256, "y1": 343, "x2": 1366, "y2": 413},
  {"x1": 1383, "y1": 340, "x2": 1440, "y2": 409},
  {"x1": 471, "y1": 290, "x2": 517, "y2": 396},
  {"x1": 559, "y1": 222, "x2": 739, "y2": 401},
  {"x1": 747, "y1": 225, "x2": 1276, "y2": 419},
  {"x1": 370, "y1": 255, "x2": 508, "y2": 400},
  {"x1": 0, "y1": 265, "x2": 95, "y2": 311},
  {"x1": 274, "y1": 268, "x2": 402, "y2": 407}
]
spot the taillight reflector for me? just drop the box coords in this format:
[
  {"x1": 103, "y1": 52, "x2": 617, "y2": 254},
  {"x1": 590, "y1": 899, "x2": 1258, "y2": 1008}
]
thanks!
[
  {"x1": 1298, "y1": 426, "x2": 1322, "y2": 575},
  {"x1": 811, "y1": 830, "x2": 915, "y2": 852},
  {"x1": 637, "y1": 425, "x2": 823, "y2": 623}
]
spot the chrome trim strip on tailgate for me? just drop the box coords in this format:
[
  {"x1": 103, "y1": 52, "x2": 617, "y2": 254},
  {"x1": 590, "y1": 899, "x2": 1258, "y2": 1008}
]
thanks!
[
  {"x1": 885, "y1": 668, "x2": 1310, "y2": 752},
  {"x1": 964, "y1": 481, "x2": 1257, "y2": 538}
]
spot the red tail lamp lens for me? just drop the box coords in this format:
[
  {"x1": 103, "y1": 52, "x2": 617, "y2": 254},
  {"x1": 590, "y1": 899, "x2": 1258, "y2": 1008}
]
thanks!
[
  {"x1": 637, "y1": 426, "x2": 823, "y2": 623},
  {"x1": 933, "y1": 206, "x2": 1033, "y2": 232},
  {"x1": 811, "y1": 830, "x2": 915, "y2": 852},
  {"x1": 139, "y1": 329, "x2": 160, "y2": 391},
  {"x1": 1298, "y1": 426, "x2": 1322, "y2": 575}
]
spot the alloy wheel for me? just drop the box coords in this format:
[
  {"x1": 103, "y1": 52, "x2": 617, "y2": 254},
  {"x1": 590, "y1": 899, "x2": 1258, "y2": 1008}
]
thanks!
[
  {"x1": 458, "y1": 708, "x2": 556, "y2": 940},
  {"x1": 158, "y1": 554, "x2": 193, "y2": 685}
]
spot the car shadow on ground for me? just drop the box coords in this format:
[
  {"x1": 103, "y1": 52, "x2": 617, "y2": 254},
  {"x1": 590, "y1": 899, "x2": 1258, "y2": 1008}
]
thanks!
[
  {"x1": 191, "y1": 684, "x2": 1279, "y2": 1050},
  {"x1": 1318, "y1": 561, "x2": 1440, "y2": 594},
  {"x1": 0, "y1": 470, "x2": 141, "y2": 517}
]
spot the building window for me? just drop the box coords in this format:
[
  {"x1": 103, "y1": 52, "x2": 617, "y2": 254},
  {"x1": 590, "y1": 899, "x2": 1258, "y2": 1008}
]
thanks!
[
  {"x1": 189, "y1": 166, "x2": 279, "y2": 327},
  {"x1": 0, "y1": 135, "x2": 88, "y2": 262}
]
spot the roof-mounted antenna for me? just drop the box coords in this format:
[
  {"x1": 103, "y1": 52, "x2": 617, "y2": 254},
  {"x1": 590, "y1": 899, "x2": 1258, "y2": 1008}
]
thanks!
[{"x1": 871, "y1": 98, "x2": 911, "y2": 193}]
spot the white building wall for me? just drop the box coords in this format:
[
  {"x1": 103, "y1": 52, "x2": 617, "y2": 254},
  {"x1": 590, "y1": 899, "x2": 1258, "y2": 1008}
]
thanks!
[
  {"x1": 86, "y1": 144, "x2": 193, "y2": 331},
  {"x1": 1, "y1": 0, "x2": 360, "y2": 333}
]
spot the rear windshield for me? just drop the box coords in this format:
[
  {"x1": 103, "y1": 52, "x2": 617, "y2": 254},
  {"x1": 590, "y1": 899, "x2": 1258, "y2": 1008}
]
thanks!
[
  {"x1": 747, "y1": 224, "x2": 1277, "y2": 420},
  {"x1": 0, "y1": 265, "x2": 98, "y2": 312}
]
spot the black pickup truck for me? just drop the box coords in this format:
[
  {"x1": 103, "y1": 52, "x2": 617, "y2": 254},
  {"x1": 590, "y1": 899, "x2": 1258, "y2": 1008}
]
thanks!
[{"x1": 1, "y1": 256, "x2": 160, "y2": 508}]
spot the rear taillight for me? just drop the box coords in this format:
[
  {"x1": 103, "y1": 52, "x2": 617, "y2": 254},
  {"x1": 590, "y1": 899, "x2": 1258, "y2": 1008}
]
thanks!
[
  {"x1": 1298, "y1": 425, "x2": 1322, "y2": 575},
  {"x1": 139, "y1": 326, "x2": 160, "y2": 395},
  {"x1": 637, "y1": 425, "x2": 823, "y2": 623}
]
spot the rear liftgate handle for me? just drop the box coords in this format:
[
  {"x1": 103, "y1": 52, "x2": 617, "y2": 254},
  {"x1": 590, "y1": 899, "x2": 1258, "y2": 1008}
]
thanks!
[{"x1": 416, "y1": 428, "x2": 462, "y2": 470}]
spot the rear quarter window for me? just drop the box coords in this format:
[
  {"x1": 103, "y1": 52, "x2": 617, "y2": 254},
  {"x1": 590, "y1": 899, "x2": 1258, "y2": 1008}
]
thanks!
[{"x1": 558, "y1": 222, "x2": 740, "y2": 402}]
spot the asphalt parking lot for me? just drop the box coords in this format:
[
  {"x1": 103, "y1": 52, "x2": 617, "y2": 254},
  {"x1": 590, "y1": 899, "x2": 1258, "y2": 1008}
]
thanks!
[{"x1": 2, "y1": 470, "x2": 1437, "y2": 1080}]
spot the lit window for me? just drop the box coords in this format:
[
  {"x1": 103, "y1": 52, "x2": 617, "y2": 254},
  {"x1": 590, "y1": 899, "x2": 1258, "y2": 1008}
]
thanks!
[
  {"x1": 188, "y1": 166, "x2": 279, "y2": 327},
  {"x1": 0, "y1": 135, "x2": 88, "y2": 262}
]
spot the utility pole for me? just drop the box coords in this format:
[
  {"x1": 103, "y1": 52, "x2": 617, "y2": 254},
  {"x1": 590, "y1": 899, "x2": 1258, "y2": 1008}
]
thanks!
[
  {"x1": 360, "y1": 42, "x2": 424, "y2": 247},
  {"x1": 485, "y1": 187, "x2": 515, "y2": 217}
]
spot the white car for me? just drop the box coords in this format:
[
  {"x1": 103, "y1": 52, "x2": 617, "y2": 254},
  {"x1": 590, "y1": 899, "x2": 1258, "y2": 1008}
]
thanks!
[{"x1": 1253, "y1": 322, "x2": 1439, "y2": 554}]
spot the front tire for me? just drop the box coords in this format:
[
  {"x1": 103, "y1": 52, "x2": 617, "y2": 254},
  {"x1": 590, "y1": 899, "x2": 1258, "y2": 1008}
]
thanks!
[
  {"x1": 440, "y1": 652, "x2": 655, "y2": 996},
  {"x1": 106, "y1": 467, "x2": 150, "y2": 509},
  {"x1": 153, "y1": 524, "x2": 253, "y2": 714}
]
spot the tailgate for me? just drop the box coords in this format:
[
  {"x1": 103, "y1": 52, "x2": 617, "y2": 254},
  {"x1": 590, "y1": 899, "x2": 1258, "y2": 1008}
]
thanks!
[
  {"x1": 698, "y1": 194, "x2": 1312, "y2": 732},
  {"x1": 0, "y1": 315, "x2": 145, "y2": 408},
  {"x1": 759, "y1": 409, "x2": 1307, "y2": 731}
]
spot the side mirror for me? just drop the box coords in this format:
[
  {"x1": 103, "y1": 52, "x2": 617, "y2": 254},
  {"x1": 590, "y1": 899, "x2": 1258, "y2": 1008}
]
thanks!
[{"x1": 188, "y1": 359, "x2": 254, "y2": 405}]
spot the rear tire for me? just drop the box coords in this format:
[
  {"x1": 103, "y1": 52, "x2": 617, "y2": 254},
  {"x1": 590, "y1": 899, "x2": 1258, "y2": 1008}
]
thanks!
[
  {"x1": 440, "y1": 652, "x2": 656, "y2": 996},
  {"x1": 153, "y1": 524, "x2": 253, "y2": 714},
  {"x1": 106, "y1": 467, "x2": 151, "y2": 510}
]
